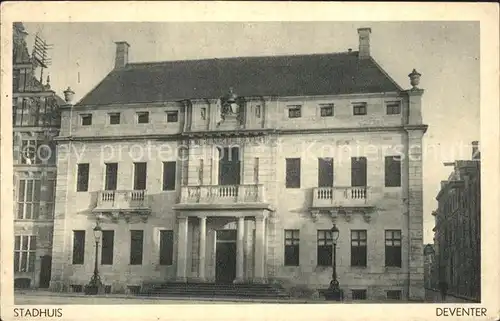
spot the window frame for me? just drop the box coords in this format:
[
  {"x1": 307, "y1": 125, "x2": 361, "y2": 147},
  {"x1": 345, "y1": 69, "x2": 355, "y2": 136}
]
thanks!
[
  {"x1": 136, "y1": 112, "x2": 149, "y2": 124},
  {"x1": 350, "y1": 230, "x2": 367, "y2": 267},
  {"x1": 14, "y1": 235, "x2": 36, "y2": 272},
  {"x1": 162, "y1": 161, "x2": 176, "y2": 191},
  {"x1": 351, "y1": 157, "x2": 367, "y2": 187},
  {"x1": 130, "y1": 230, "x2": 144, "y2": 265},
  {"x1": 16, "y1": 177, "x2": 41, "y2": 220},
  {"x1": 351, "y1": 289, "x2": 367, "y2": 300},
  {"x1": 159, "y1": 230, "x2": 174, "y2": 266},
  {"x1": 76, "y1": 163, "x2": 90, "y2": 192},
  {"x1": 101, "y1": 230, "x2": 114, "y2": 265},
  {"x1": 80, "y1": 114, "x2": 92, "y2": 126},
  {"x1": 386, "y1": 290, "x2": 402, "y2": 300},
  {"x1": 104, "y1": 163, "x2": 118, "y2": 191},
  {"x1": 133, "y1": 162, "x2": 147, "y2": 190},
  {"x1": 352, "y1": 103, "x2": 367, "y2": 116},
  {"x1": 319, "y1": 104, "x2": 334, "y2": 117},
  {"x1": 385, "y1": 230, "x2": 402, "y2": 267},
  {"x1": 287, "y1": 105, "x2": 302, "y2": 119},
  {"x1": 108, "y1": 113, "x2": 121, "y2": 125},
  {"x1": 166, "y1": 111, "x2": 179, "y2": 123},
  {"x1": 72, "y1": 230, "x2": 85, "y2": 265},
  {"x1": 284, "y1": 229, "x2": 300, "y2": 266},
  {"x1": 317, "y1": 230, "x2": 333, "y2": 267},
  {"x1": 386, "y1": 102, "x2": 401, "y2": 115},
  {"x1": 285, "y1": 158, "x2": 301, "y2": 188},
  {"x1": 385, "y1": 155, "x2": 402, "y2": 187}
]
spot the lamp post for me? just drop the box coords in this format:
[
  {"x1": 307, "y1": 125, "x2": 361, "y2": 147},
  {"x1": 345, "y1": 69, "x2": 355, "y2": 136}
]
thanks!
[
  {"x1": 85, "y1": 222, "x2": 103, "y2": 295},
  {"x1": 325, "y1": 223, "x2": 342, "y2": 301}
]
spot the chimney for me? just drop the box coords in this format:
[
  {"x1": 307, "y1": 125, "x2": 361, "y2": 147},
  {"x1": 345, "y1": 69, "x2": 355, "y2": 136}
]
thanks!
[
  {"x1": 114, "y1": 41, "x2": 130, "y2": 69},
  {"x1": 471, "y1": 141, "x2": 480, "y2": 160},
  {"x1": 357, "y1": 28, "x2": 371, "y2": 59}
]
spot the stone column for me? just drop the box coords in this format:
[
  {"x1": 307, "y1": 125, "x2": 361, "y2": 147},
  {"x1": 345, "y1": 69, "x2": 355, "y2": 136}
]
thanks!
[
  {"x1": 235, "y1": 217, "x2": 245, "y2": 282},
  {"x1": 253, "y1": 216, "x2": 266, "y2": 283},
  {"x1": 198, "y1": 216, "x2": 207, "y2": 281},
  {"x1": 176, "y1": 216, "x2": 189, "y2": 282}
]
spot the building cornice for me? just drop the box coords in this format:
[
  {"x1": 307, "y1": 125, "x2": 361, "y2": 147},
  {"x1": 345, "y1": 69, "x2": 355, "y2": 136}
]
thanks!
[
  {"x1": 13, "y1": 91, "x2": 56, "y2": 98},
  {"x1": 404, "y1": 124, "x2": 428, "y2": 133},
  {"x1": 54, "y1": 125, "x2": 431, "y2": 142}
]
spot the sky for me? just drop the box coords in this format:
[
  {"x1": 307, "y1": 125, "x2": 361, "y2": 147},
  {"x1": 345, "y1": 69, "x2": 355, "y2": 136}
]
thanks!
[{"x1": 22, "y1": 22, "x2": 480, "y2": 243}]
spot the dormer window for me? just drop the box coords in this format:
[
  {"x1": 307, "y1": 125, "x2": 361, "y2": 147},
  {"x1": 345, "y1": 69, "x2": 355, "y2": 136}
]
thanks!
[
  {"x1": 81, "y1": 114, "x2": 92, "y2": 126},
  {"x1": 166, "y1": 111, "x2": 179, "y2": 123},
  {"x1": 137, "y1": 112, "x2": 149, "y2": 124},
  {"x1": 353, "y1": 103, "x2": 367, "y2": 116}
]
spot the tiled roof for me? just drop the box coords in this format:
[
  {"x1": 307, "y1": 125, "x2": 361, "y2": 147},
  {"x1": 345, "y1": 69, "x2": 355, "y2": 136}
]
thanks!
[{"x1": 77, "y1": 51, "x2": 402, "y2": 106}]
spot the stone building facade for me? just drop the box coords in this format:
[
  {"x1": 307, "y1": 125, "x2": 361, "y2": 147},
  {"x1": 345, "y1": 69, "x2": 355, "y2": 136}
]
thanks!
[
  {"x1": 432, "y1": 142, "x2": 481, "y2": 302},
  {"x1": 12, "y1": 23, "x2": 64, "y2": 289},
  {"x1": 49, "y1": 28, "x2": 427, "y2": 300}
]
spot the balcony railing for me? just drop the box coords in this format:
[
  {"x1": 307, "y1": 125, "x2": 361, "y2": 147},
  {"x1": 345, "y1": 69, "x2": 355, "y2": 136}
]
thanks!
[
  {"x1": 95, "y1": 190, "x2": 150, "y2": 211},
  {"x1": 179, "y1": 184, "x2": 265, "y2": 204},
  {"x1": 312, "y1": 186, "x2": 371, "y2": 208}
]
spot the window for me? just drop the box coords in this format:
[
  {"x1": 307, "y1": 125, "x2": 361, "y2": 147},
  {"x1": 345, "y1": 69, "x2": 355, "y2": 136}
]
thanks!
[
  {"x1": 21, "y1": 140, "x2": 39, "y2": 164},
  {"x1": 133, "y1": 162, "x2": 147, "y2": 190},
  {"x1": 386, "y1": 102, "x2": 401, "y2": 115},
  {"x1": 201, "y1": 108, "x2": 206, "y2": 120},
  {"x1": 385, "y1": 230, "x2": 402, "y2": 267},
  {"x1": 284, "y1": 230, "x2": 300, "y2": 266},
  {"x1": 72, "y1": 231, "x2": 85, "y2": 265},
  {"x1": 17, "y1": 178, "x2": 41, "y2": 219},
  {"x1": 137, "y1": 112, "x2": 149, "y2": 124},
  {"x1": 353, "y1": 103, "x2": 367, "y2": 115},
  {"x1": 318, "y1": 158, "x2": 334, "y2": 187},
  {"x1": 287, "y1": 105, "x2": 302, "y2": 118},
  {"x1": 76, "y1": 164, "x2": 89, "y2": 192},
  {"x1": 255, "y1": 105, "x2": 261, "y2": 118},
  {"x1": 317, "y1": 230, "x2": 333, "y2": 266},
  {"x1": 45, "y1": 179, "x2": 56, "y2": 218},
  {"x1": 352, "y1": 289, "x2": 367, "y2": 300},
  {"x1": 109, "y1": 113, "x2": 120, "y2": 125},
  {"x1": 386, "y1": 290, "x2": 402, "y2": 300},
  {"x1": 351, "y1": 230, "x2": 367, "y2": 267},
  {"x1": 81, "y1": 114, "x2": 92, "y2": 126},
  {"x1": 385, "y1": 156, "x2": 401, "y2": 187},
  {"x1": 351, "y1": 157, "x2": 367, "y2": 187},
  {"x1": 159, "y1": 230, "x2": 174, "y2": 265},
  {"x1": 162, "y1": 161, "x2": 176, "y2": 191},
  {"x1": 320, "y1": 104, "x2": 334, "y2": 117},
  {"x1": 130, "y1": 230, "x2": 144, "y2": 265},
  {"x1": 101, "y1": 230, "x2": 114, "y2": 265},
  {"x1": 104, "y1": 163, "x2": 118, "y2": 191},
  {"x1": 70, "y1": 285, "x2": 83, "y2": 293},
  {"x1": 285, "y1": 158, "x2": 301, "y2": 188},
  {"x1": 14, "y1": 236, "x2": 36, "y2": 272},
  {"x1": 13, "y1": 69, "x2": 20, "y2": 91},
  {"x1": 166, "y1": 111, "x2": 178, "y2": 123}
]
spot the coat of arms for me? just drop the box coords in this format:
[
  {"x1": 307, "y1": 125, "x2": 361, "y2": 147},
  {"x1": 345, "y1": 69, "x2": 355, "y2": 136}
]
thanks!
[{"x1": 216, "y1": 87, "x2": 244, "y2": 127}]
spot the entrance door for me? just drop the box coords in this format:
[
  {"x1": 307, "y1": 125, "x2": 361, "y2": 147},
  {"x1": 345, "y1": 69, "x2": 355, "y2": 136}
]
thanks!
[
  {"x1": 39, "y1": 255, "x2": 52, "y2": 288},
  {"x1": 215, "y1": 230, "x2": 237, "y2": 283}
]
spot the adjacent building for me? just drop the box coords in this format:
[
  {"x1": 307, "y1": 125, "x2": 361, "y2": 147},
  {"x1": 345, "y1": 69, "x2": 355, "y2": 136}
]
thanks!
[
  {"x1": 12, "y1": 23, "x2": 63, "y2": 289},
  {"x1": 49, "y1": 28, "x2": 428, "y2": 300},
  {"x1": 431, "y1": 142, "x2": 481, "y2": 302}
]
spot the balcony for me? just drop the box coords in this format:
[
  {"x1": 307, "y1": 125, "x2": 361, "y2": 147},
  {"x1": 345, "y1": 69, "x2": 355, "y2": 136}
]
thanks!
[
  {"x1": 92, "y1": 190, "x2": 151, "y2": 222},
  {"x1": 175, "y1": 184, "x2": 270, "y2": 211},
  {"x1": 311, "y1": 187, "x2": 373, "y2": 208}
]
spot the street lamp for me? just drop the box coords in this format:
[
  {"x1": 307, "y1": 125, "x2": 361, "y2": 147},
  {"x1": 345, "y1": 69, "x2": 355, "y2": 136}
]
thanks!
[
  {"x1": 85, "y1": 222, "x2": 103, "y2": 295},
  {"x1": 325, "y1": 223, "x2": 343, "y2": 301}
]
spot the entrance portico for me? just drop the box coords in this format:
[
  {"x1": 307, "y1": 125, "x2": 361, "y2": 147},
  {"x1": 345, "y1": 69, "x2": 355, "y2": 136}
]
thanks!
[{"x1": 173, "y1": 209, "x2": 270, "y2": 284}]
